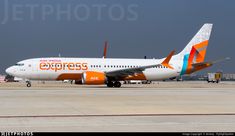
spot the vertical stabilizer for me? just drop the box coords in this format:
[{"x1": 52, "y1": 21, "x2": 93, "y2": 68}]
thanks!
[
  {"x1": 177, "y1": 24, "x2": 213, "y2": 75},
  {"x1": 177, "y1": 23, "x2": 213, "y2": 63}
]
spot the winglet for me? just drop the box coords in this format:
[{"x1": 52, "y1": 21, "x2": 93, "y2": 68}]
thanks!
[
  {"x1": 161, "y1": 50, "x2": 175, "y2": 69},
  {"x1": 103, "y1": 41, "x2": 108, "y2": 58}
]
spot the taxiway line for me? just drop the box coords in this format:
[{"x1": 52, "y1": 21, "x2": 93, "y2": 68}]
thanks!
[{"x1": 1, "y1": 113, "x2": 235, "y2": 118}]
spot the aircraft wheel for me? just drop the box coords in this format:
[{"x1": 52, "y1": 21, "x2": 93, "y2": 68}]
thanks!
[
  {"x1": 107, "y1": 81, "x2": 114, "y2": 87},
  {"x1": 114, "y1": 81, "x2": 121, "y2": 88},
  {"x1": 26, "y1": 81, "x2": 31, "y2": 87}
]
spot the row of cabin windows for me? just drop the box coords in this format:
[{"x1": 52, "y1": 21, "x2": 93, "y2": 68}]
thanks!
[
  {"x1": 91, "y1": 65, "x2": 140, "y2": 68},
  {"x1": 43, "y1": 64, "x2": 168, "y2": 69},
  {"x1": 153, "y1": 65, "x2": 167, "y2": 68},
  {"x1": 90, "y1": 65, "x2": 168, "y2": 69}
]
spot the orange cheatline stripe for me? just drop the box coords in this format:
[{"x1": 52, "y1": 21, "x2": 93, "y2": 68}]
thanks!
[{"x1": 56, "y1": 73, "x2": 82, "y2": 80}]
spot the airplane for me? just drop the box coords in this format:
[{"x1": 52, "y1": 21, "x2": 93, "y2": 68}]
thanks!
[{"x1": 5, "y1": 23, "x2": 227, "y2": 88}]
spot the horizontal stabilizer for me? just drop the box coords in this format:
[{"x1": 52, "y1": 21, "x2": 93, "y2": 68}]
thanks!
[{"x1": 192, "y1": 57, "x2": 230, "y2": 67}]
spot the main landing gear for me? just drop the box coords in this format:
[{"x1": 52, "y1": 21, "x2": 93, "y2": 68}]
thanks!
[
  {"x1": 107, "y1": 81, "x2": 121, "y2": 88},
  {"x1": 26, "y1": 81, "x2": 31, "y2": 87}
]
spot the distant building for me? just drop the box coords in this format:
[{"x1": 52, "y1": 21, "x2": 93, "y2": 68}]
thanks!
[
  {"x1": 181, "y1": 74, "x2": 207, "y2": 81},
  {"x1": 180, "y1": 73, "x2": 235, "y2": 81},
  {"x1": 222, "y1": 74, "x2": 235, "y2": 81}
]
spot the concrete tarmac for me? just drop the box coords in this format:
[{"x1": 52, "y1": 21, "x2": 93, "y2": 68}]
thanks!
[{"x1": 0, "y1": 81, "x2": 235, "y2": 132}]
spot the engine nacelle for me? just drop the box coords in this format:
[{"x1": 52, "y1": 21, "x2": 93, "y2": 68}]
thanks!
[{"x1": 82, "y1": 71, "x2": 106, "y2": 85}]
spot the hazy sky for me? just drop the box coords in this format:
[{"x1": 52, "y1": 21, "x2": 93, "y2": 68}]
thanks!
[{"x1": 0, "y1": 0, "x2": 234, "y2": 74}]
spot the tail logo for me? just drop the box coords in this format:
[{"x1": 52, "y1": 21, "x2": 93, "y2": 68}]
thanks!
[{"x1": 180, "y1": 40, "x2": 209, "y2": 75}]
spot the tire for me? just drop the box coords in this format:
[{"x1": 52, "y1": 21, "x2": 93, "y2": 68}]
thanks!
[
  {"x1": 114, "y1": 81, "x2": 121, "y2": 88},
  {"x1": 107, "y1": 81, "x2": 114, "y2": 87},
  {"x1": 27, "y1": 83, "x2": 31, "y2": 87}
]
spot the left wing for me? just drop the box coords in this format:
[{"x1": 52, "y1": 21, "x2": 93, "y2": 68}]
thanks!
[{"x1": 106, "y1": 50, "x2": 175, "y2": 78}]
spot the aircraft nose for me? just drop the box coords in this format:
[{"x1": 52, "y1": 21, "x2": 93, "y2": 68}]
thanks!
[{"x1": 5, "y1": 67, "x2": 14, "y2": 75}]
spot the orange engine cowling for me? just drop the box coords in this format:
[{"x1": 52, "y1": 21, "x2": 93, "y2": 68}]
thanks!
[{"x1": 82, "y1": 71, "x2": 106, "y2": 85}]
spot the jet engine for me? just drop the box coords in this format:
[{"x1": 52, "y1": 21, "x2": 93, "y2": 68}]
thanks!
[{"x1": 82, "y1": 71, "x2": 106, "y2": 85}]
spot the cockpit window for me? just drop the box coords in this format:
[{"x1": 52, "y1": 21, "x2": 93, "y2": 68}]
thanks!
[{"x1": 15, "y1": 63, "x2": 24, "y2": 66}]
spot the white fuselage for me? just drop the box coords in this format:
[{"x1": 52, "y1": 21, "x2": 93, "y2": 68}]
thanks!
[
  {"x1": 6, "y1": 57, "x2": 183, "y2": 81},
  {"x1": 4, "y1": 24, "x2": 214, "y2": 87}
]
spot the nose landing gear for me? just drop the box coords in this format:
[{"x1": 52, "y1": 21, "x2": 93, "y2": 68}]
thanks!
[{"x1": 26, "y1": 81, "x2": 31, "y2": 87}]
